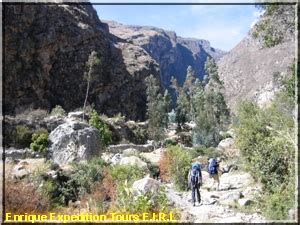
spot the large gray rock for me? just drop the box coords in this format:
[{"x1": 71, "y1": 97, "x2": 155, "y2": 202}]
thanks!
[
  {"x1": 119, "y1": 156, "x2": 147, "y2": 168},
  {"x1": 49, "y1": 120, "x2": 102, "y2": 164},
  {"x1": 132, "y1": 177, "x2": 161, "y2": 196}
]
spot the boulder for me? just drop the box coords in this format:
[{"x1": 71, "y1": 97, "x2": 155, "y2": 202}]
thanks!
[
  {"x1": 110, "y1": 153, "x2": 123, "y2": 165},
  {"x1": 123, "y1": 148, "x2": 139, "y2": 156},
  {"x1": 67, "y1": 111, "x2": 86, "y2": 120},
  {"x1": 132, "y1": 177, "x2": 161, "y2": 195},
  {"x1": 238, "y1": 198, "x2": 253, "y2": 206},
  {"x1": 49, "y1": 121, "x2": 102, "y2": 165},
  {"x1": 219, "y1": 191, "x2": 243, "y2": 205},
  {"x1": 119, "y1": 156, "x2": 147, "y2": 168},
  {"x1": 12, "y1": 165, "x2": 29, "y2": 179},
  {"x1": 218, "y1": 138, "x2": 235, "y2": 150},
  {"x1": 140, "y1": 148, "x2": 164, "y2": 165}
]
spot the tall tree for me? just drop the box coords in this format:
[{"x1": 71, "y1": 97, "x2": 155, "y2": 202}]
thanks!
[
  {"x1": 145, "y1": 75, "x2": 170, "y2": 145},
  {"x1": 83, "y1": 51, "x2": 101, "y2": 121},
  {"x1": 194, "y1": 57, "x2": 230, "y2": 146}
]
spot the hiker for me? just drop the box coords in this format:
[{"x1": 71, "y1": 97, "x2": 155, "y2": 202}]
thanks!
[
  {"x1": 207, "y1": 157, "x2": 221, "y2": 191},
  {"x1": 188, "y1": 161, "x2": 202, "y2": 206}
]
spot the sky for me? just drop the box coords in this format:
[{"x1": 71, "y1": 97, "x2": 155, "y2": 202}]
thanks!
[{"x1": 94, "y1": 4, "x2": 262, "y2": 51}]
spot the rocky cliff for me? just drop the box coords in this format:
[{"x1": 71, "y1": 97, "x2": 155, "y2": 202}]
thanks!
[
  {"x1": 106, "y1": 21, "x2": 226, "y2": 88},
  {"x1": 4, "y1": 4, "x2": 160, "y2": 120},
  {"x1": 217, "y1": 5, "x2": 295, "y2": 111}
]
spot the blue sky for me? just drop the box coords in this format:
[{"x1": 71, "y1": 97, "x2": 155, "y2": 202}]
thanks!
[{"x1": 94, "y1": 4, "x2": 261, "y2": 51}]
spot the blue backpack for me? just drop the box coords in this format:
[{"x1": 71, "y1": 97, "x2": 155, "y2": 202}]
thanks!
[
  {"x1": 208, "y1": 158, "x2": 218, "y2": 175},
  {"x1": 190, "y1": 162, "x2": 201, "y2": 187}
]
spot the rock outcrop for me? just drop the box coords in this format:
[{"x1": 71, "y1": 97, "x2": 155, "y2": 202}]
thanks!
[
  {"x1": 106, "y1": 20, "x2": 225, "y2": 89},
  {"x1": 217, "y1": 5, "x2": 295, "y2": 111},
  {"x1": 48, "y1": 120, "x2": 102, "y2": 164},
  {"x1": 4, "y1": 4, "x2": 160, "y2": 121}
]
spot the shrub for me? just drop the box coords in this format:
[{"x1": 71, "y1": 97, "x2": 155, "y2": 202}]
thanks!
[
  {"x1": 188, "y1": 145, "x2": 221, "y2": 159},
  {"x1": 159, "y1": 145, "x2": 191, "y2": 191},
  {"x1": 39, "y1": 157, "x2": 108, "y2": 207},
  {"x1": 30, "y1": 128, "x2": 49, "y2": 153},
  {"x1": 89, "y1": 110, "x2": 112, "y2": 147},
  {"x1": 69, "y1": 158, "x2": 108, "y2": 196},
  {"x1": 15, "y1": 125, "x2": 32, "y2": 148},
  {"x1": 50, "y1": 105, "x2": 66, "y2": 116},
  {"x1": 81, "y1": 170, "x2": 116, "y2": 213},
  {"x1": 6, "y1": 180, "x2": 50, "y2": 213},
  {"x1": 109, "y1": 164, "x2": 145, "y2": 187},
  {"x1": 113, "y1": 181, "x2": 171, "y2": 214}
]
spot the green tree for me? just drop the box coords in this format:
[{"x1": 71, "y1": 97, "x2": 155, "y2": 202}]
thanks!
[
  {"x1": 234, "y1": 64, "x2": 295, "y2": 219},
  {"x1": 145, "y1": 75, "x2": 169, "y2": 144},
  {"x1": 194, "y1": 57, "x2": 230, "y2": 146},
  {"x1": 89, "y1": 110, "x2": 112, "y2": 147},
  {"x1": 83, "y1": 51, "x2": 101, "y2": 121}
]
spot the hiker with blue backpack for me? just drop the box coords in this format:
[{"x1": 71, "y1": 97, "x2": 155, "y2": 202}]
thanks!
[
  {"x1": 208, "y1": 157, "x2": 221, "y2": 191},
  {"x1": 188, "y1": 161, "x2": 202, "y2": 206}
]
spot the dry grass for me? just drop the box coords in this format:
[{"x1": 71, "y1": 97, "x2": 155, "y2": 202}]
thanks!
[
  {"x1": 158, "y1": 151, "x2": 172, "y2": 182},
  {"x1": 80, "y1": 170, "x2": 116, "y2": 213},
  {"x1": 5, "y1": 179, "x2": 50, "y2": 214}
]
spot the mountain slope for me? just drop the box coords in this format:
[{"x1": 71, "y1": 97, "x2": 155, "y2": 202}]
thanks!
[
  {"x1": 217, "y1": 5, "x2": 295, "y2": 111},
  {"x1": 4, "y1": 4, "x2": 160, "y2": 120},
  {"x1": 106, "y1": 21, "x2": 226, "y2": 89}
]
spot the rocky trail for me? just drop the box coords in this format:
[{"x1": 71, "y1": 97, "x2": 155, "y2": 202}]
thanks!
[{"x1": 164, "y1": 171, "x2": 265, "y2": 222}]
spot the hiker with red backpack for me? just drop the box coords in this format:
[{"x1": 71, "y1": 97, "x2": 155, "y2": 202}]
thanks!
[{"x1": 188, "y1": 161, "x2": 202, "y2": 206}]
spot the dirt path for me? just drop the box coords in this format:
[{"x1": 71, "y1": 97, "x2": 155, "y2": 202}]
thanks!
[{"x1": 164, "y1": 171, "x2": 266, "y2": 223}]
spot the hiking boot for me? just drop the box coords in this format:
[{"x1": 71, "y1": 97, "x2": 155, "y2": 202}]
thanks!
[{"x1": 193, "y1": 202, "x2": 195, "y2": 207}]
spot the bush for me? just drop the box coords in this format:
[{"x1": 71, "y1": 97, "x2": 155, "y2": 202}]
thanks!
[
  {"x1": 159, "y1": 145, "x2": 192, "y2": 191},
  {"x1": 113, "y1": 182, "x2": 171, "y2": 214},
  {"x1": 6, "y1": 180, "x2": 50, "y2": 213},
  {"x1": 188, "y1": 145, "x2": 220, "y2": 159},
  {"x1": 39, "y1": 157, "x2": 108, "y2": 207},
  {"x1": 109, "y1": 164, "x2": 145, "y2": 187},
  {"x1": 30, "y1": 128, "x2": 49, "y2": 153},
  {"x1": 50, "y1": 105, "x2": 66, "y2": 116},
  {"x1": 89, "y1": 110, "x2": 112, "y2": 147},
  {"x1": 15, "y1": 125, "x2": 32, "y2": 148},
  {"x1": 81, "y1": 170, "x2": 116, "y2": 213},
  {"x1": 69, "y1": 158, "x2": 108, "y2": 196}
]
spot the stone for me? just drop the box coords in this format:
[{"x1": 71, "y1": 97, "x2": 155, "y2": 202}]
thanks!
[
  {"x1": 217, "y1": 138, "x2": 235, "y2": 150},
  {"x1": 110, "y1": 153, "x2": 123, "y2": 165},
  {"x1": 107, "y1": 143, "x2": 154, "y2": 154},
  {"x1": 119, "y1": 156, "x2": 147, "y2": 168},
  {"x1": 219, "y1": 191, "x2": 243, "y2": 205},
  {"x1": 67, "y1": 111, "x2": 85, "y2": 120},
  {"x1": 48, "y1": 121, "x2": 102, "y2": 165},
  {"x1": 140, "y1": 149, "x2": 163, "y2": 165},
  {"x1": 238, "y1": 198, "x2": 253, "y2": 206},
  {"x1": 12, "y1": 165, "x2": 29, "y2": 179},
  {"x1": 132, "y1": 177, "x2": 161, "y2": 195},
  {"x1": 122, "y1": 148, "x2": 139, "y2": 156}
]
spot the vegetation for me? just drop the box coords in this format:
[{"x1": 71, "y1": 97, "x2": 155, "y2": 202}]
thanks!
[
  {"x1": 83, "y1": 51, "x2": 101, "y2": 121},
  {"x1": 15, "y1": 125, "x2": 32, "y2": 148},
  {"x1": 252, "y1": 4, "x2": 295, "y2": 47},
  {"x1": 109, "y1": 164, "x2": 145, "y2": 187},
  {"x1": 89, "y1": 110, "x2": 112, "y2": 147},
  {"x1": 234, "y1": 64, "x2": 295, "y2": 219},
  {"x1": 50, "y1": 105, "x2": 66, "y2": 116},
  {"x1": 145, "y1": 74, "x2": 171, "y2": 144},
  {"x1": 194, "y1": 58, "x2": 230, "y2": 146},
  {"x1": 30, "y1": 128, "x2": 49, "y2": 153},
  {"x1": 159, "y1": 145, "x2": 192, "y2": 191},
  {"x1": 5, "y1": 180, "x2": 50, "y2": 214},
  {"x1": 40, "y1": 158, "x2": 108, "y2": 207}
]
